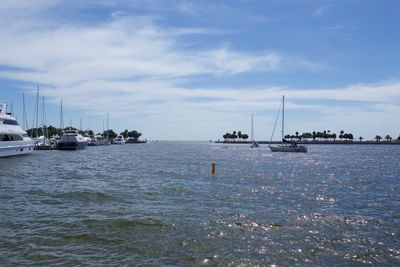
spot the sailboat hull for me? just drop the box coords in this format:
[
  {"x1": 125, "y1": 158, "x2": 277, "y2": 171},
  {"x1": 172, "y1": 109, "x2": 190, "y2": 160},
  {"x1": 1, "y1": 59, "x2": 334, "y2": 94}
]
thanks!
[
  {"x1": 251, "y1": 141, "x2": 259, "y2": 148},
  {"x1": 269, "y1": 145, "x2": 307, "y2": 153}
]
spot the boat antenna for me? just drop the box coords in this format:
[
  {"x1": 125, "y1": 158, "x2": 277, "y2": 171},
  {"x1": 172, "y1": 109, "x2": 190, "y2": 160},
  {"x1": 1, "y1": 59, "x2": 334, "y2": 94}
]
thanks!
[{"x1": 270, "y1": 98, "x2": 282, "y2": 141}]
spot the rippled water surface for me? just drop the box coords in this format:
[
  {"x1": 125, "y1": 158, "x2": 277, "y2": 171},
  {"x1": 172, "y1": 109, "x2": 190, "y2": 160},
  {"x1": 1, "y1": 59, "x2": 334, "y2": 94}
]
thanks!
[{"x1": 1, "y1": 142, "x2": 400, "y2": 266}]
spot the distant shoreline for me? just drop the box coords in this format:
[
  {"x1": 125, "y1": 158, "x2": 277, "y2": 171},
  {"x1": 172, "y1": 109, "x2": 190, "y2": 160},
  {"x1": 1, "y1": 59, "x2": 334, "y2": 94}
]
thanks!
[{"x1": 214, "y1": 140, "x2": 400, "y2": 145}]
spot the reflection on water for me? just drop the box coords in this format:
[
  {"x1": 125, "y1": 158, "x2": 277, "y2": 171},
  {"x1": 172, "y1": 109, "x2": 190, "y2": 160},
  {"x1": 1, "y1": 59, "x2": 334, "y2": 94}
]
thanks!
[{"x1": 0, "y1": 143, "x2": 399, "y2": 265}]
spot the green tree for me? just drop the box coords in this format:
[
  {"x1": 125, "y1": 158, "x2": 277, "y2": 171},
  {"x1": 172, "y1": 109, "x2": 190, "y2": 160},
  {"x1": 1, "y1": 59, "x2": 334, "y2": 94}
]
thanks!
[
  {"x1": 121, "y1": 129, "x2": 129, "y2": 139},
  {"x1": 128, "y1": 130, "x2": 142, "y2": 140},
  {"x1": 302, "y1": 132, "x2": 312, "y2": 140},
  {"x1": 375, "y1": 135, "x2": 382, "y2": 142},
  {"x1": 242, "y1": 134, "x2": 249, "y2": 140},
  {"x1": 104, "y1": 129, "x2": 117, "y2": 140},
  {"x1": 339, "y1": 130, "x2": 344, "y2": 140},
  {"x1": 348, "y1": 133, "x2": 354, "y2": 140},
  {"x1": 232, "y1": 131, "x2": 237, "y2": 141},
  {"x1": 385, "y1": 135, "x2": 392, "y2": 142},
  {"x1": 238, "y1": 131, "x2": 242, "y2": 140},
  {"x1": 359, "y1": 136, "x2": 363, "y2": 142}
]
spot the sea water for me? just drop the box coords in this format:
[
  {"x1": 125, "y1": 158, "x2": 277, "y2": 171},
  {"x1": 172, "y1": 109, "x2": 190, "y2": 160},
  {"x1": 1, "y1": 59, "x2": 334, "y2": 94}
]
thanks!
[{"x1": 1, "y1": 142, "x2": 399, "y2": 266}]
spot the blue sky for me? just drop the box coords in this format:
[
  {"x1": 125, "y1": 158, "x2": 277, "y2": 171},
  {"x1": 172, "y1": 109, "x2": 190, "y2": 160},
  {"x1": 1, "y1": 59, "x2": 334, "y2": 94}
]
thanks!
[{"x1": 0, "y1": 0, "x2": 399, "y2": 140}]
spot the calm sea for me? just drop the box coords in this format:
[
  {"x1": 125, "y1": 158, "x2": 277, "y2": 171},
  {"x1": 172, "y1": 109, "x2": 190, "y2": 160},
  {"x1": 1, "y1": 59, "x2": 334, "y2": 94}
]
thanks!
[{"x1": 1, "y1": 142, "x2": 399, "y2": 266}]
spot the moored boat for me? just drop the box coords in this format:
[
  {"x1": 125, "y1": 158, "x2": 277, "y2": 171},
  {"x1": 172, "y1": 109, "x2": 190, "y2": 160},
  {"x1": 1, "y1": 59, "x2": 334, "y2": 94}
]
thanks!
[
  {"x1": 0, "y1": 103, "x2": 35, "y2": 157},
  {"x1": 112, "y1": 135, "x2": 125, "y2": 145},
  {"x1": 269, "y1": 96, "x2": 307, "y2": 153},
  {"x1": 250, "y1": 114, "x2": 259, "y2": 148},
  {"x1": 57, "y1": 129, "x2": 88, "y2": 150}
]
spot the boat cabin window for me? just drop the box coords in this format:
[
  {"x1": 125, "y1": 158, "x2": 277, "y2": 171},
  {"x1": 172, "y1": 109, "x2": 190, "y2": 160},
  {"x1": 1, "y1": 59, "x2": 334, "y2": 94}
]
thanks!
[
  {"x1": 0, "y1": 134, "x2": 23, "y2": 141},
  {"x1": 1, "y1": 135, "x2": 11, "y2": 141},
  {"x1": 12, "y1": 135, "x2": 23, "y2": 141},
  {"x1": 3, "y1": 119, "x2": 19, "y2": 125}
]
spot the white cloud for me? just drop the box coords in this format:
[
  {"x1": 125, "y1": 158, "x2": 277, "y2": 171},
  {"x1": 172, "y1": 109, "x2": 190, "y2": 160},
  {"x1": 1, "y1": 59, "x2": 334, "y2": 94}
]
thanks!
[{"x1": 0, "y1": 15, "x2": 282, "y2": 84}]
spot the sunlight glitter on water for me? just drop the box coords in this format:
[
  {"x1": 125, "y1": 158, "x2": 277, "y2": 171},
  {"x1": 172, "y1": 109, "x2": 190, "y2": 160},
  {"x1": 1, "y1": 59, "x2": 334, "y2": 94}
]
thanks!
[{"x1": 0, "y1": 143, "x2": 399, "y2": 265}]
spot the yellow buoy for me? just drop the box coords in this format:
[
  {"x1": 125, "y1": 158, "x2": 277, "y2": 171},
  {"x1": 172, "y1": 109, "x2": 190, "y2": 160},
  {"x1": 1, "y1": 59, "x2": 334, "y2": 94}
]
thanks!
[{"x1": 212, "y1": 162, "x2": 216, "y2": 176}]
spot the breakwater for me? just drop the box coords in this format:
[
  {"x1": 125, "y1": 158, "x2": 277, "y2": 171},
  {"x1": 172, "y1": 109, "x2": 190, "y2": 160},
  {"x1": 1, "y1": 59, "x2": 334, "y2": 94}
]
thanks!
[{"x1": 215, "y1": 140, "x2": 400, "y2": 145}]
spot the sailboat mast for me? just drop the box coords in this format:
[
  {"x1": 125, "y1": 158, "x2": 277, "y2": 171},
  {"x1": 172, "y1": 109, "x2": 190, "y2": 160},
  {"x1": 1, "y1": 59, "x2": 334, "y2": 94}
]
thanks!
[
  {"x1": 251, "y1": 114, "x2": 254, "y2": 141},
  {"x1": 35, "y1": 86, "x2": 39, "y2": 138},
  {"x1": 106, "y1": 113, "x2": 109, "y2": 140},
  {"x1": 107, "y1": 113, "x2": 109, "y2": 130},
  {"x1": 282, "y1": 95, "x2": 285, "y2": 141},
  {"x1": 42, "y1": 96, "x2": 44, "y2": 127},
  {"x1": 22, "y1": 92, "x2": 27, "y2": 130},
  {"x1": 60, "y1": 100, "x2": 64, "y2": 129}
]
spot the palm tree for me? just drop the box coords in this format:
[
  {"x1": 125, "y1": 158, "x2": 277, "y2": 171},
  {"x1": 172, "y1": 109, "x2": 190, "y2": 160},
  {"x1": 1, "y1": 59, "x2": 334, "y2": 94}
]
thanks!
[
  {"x1": 385, "y1": 135, "x2": 392, "y2": 142},
  {"x1": 359, "y1": 136, "x2": 363, "y2": 142},
  {"x1": 339, "y1": 130, "x2": 344, "y2": 140},
  {"x1": 238, "y1": 131, "x2": 242, "y2": 141},
  {"x1": 232, "y1": 131, "x2": 237, "y2": 141},
  {"x1": 375, "y1": 135, "x2": 382, "y2": 142}
]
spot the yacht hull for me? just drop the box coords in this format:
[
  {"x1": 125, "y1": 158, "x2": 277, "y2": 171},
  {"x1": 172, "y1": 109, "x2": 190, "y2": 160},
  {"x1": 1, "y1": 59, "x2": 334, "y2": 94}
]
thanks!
[
  {"x1": 57, "y1": 141, "x2": 87, "y2": 150},
  {"x1": 0, "y1": 140, "x2": 35, "y2": 158}
]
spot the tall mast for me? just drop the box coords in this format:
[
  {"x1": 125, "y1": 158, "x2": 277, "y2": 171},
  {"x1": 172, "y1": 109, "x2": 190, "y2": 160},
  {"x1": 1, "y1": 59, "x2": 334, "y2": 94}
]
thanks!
[
  {"x1": 42, "y1": 96, "x2": 45, "y2": 142},
  {"x1": 106, "y1": 113, "x2": 109, "y2": 140},
  {"x1": 22, "y1": 92, "x2": 27, "y2": 130},
  {"x1": 60, "y1": 100, "x2": 64, "y2": 129},
  {"x1": 35, "y1": 86, "x2": 39, "y2": 138},
  {"x1": 42, "y1": 96, "x2": 45, "y2": 128},
  {"x1": 281, "y1": 95, "x2": 285, "y2": 141},
  {"x1": 251, "y1": 114, "x2": 254, "y2": 141}
]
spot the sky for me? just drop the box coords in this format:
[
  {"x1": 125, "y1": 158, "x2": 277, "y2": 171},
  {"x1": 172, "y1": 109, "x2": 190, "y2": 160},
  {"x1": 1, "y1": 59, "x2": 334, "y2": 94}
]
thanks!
[{"x1": 0, "y1": 0, "x2": 399, "y2": 141}]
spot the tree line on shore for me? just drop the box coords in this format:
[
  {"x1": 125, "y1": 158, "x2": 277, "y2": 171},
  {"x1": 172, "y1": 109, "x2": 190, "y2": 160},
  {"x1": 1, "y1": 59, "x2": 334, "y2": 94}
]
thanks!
[
  {"x1": 26, "y1": 126, "x2": 142, "y2": 140},
  {"x1": 222, "y1": 131, "x2": 249, "y2": 141},
  {"x1": 222, "y1": 129, "x2": 400, "y2": 142}
]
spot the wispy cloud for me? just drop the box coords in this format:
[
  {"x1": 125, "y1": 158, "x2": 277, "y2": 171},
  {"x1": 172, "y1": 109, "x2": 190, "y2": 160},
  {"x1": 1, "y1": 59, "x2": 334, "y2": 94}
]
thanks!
[{"x1": 313, "y1": 6, "x2": 325, "y2": 17}]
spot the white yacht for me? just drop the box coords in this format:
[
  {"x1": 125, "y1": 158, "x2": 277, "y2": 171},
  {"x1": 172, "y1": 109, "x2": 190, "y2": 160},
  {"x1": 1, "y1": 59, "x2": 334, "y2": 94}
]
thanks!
[
  {"x1": 0, "y1": 103, "x2": 35, "y2": 157},
  {"x1": 57, "y1": 129, "x2": 88, "y2": 150},
  {"x1": 112, "y1": 135, "x2": 125, "y2": 145}
]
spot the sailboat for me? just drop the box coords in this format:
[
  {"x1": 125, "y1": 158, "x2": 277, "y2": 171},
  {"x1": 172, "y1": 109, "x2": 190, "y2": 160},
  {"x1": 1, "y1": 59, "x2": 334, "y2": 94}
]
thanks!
[
  {"x1": 35, "y1": 95, "x2": 53, "y2": 150},
  {"x1": 250, "y1": 115, "x2": 259, "y2": 148},
  {"x1": 269, "y1": 96, "x2": 307, "y2": 153}
]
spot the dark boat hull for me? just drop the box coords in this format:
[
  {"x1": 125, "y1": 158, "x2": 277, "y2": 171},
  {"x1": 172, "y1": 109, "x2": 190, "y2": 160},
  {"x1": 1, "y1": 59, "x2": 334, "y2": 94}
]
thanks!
[
  {"x1": 57, "y1": 141, "x2": 87, "y2": 150},
  {"x1": 269, "y1": 145, "x2": 307, "y2": 153}
]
